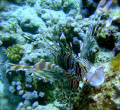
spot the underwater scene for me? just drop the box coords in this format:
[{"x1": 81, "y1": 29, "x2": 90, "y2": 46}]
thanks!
[{"x1": 0, "y1": 0, "x2": 120, "y2": 110}]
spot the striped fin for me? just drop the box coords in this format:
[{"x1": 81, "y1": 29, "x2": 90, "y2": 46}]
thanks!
[
  {"x1": 0, "y1": 62, "x2": 15, "y2": 66},
  {"x1": 31, "y1": 62, "x2": 65, "y2": 82},
  {"x1": 31, "y1": 62, "x2": 65, "y2": 73},
  {"x1": 32, "y1": 62, "x2": 55, "y2": 71},
  {"x1": 0, "y1": 62, "x2": 33, "y2": 73},
  {"x1": 0, "y1": 62, "x2": 5, "y2": 65},
  {"x1": 0, "y1": 62, "x2": 32, "y2": 73},
  {"x1": 6, "y1": 65, "x2": 32, "y2": 73},
  {"x1": 5, "y1": 62, "x2": 66, "y2": 82},
  {"x1": 31, "y1": 70, "x2": 65, "y2": 82}
]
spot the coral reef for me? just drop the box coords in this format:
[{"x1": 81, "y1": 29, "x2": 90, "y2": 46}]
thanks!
[
  {"x1": 0, "y1": 0, "x2": 120, "y2": 110},
  {"x1": 6, "y1": 69, "x2": 56, "y2": 108},
  {"x1": 96, "y1": 25, "x2": 118, "y2": 49},
  {"x1": 81, "y1": 0, "x2": 98, "y2": 17}
]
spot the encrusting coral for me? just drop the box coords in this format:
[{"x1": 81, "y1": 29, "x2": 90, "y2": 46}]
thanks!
[{"x1": 110, "y1": 52, "x2": 120, "y2": 70}]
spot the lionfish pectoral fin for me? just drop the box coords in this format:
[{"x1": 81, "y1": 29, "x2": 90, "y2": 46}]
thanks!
[
  {"x1": 31, "y1": 69, "x2": 65, "y2": 82},
  {"x1": 6, "y1": 65, "x2": 33, "y2": 73},
  {"x1": 0, "y1": 62, "x2": 5, "y2": 65},
  {"x1": 0, "y1": 62, "x2": 32, "y2": 73},
  {"x1": 2, "y1": 61, "x2": 66, "y2": 82},
  {"x1": 28, "y1": 61, "x2": 66, "y2": 82},
  {"x1": 31, "y1": 70, "x2": 52, "y2": 82}
]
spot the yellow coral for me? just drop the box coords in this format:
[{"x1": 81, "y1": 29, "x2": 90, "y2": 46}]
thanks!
[
  {"x1": 5, "y1": 45, "x2": 23, "y2": 62},
  {"x1": 110, "y1": 53, "x2": 120, "y2": 70}
]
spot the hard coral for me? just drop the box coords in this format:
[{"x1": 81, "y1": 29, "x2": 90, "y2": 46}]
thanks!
[
  {"x1": 110, "y1": 53, "x2": 120, "y2": 70},
  {"x1": 5, "y1": 44, "x2": 23, "y2": 62}
]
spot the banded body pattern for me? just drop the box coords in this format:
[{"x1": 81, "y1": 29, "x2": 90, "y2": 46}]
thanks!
[
  {"x1": 46, "y1": 34, "x2": 92, "y2": 90},
  {"x1": 54, "y1": 51, "x2": 91, "y2": 88},
  {"x1": 47, "y1": 37, "x2": 92, "y2": 109}
]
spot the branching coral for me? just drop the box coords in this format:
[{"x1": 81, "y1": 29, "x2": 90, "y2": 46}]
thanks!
[{"x1": 5, "y1": 44, "x2": 23, "y2": 62}]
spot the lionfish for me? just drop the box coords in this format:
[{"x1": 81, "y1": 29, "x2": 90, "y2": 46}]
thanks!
[{"x1": 0, "y1": 0, "x2": 118, "y2": 109}]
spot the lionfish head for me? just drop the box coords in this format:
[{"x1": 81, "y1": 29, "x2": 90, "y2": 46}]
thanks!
[{"x1": 87, "y1": 65, "x2": 104, "y2": 87}]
